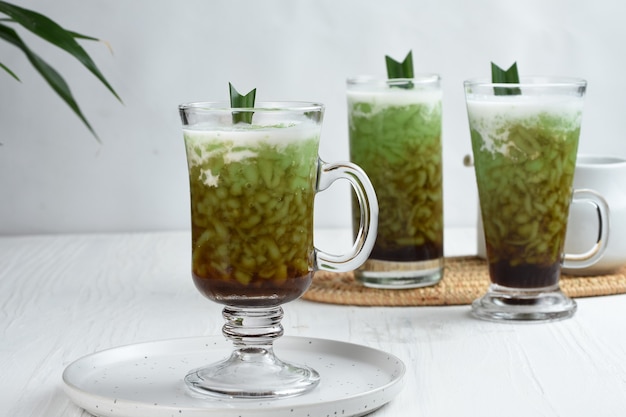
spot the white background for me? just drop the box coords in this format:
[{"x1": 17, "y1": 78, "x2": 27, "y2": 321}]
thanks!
[{"x1": 1, "y1": 0, "x2": 624, "y2": 235}]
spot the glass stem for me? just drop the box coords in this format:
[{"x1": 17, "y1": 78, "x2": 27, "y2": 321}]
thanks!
[
  {"x1": 185, "y1": 305, "x2": 319, "y2": 398},
  {"x1": 222, "y1": 306, "x2": 284, "y2": 349}
]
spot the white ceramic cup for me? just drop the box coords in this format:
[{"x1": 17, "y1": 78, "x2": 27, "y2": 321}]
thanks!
[{"x1": 562, "y1": 154, "x2": 626, "y2": 275}]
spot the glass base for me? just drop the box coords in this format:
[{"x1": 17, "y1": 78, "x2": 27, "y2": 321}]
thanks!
[
  {"x1": 471, "y1": 284, "x2": 577, "y2": 323},
  {"x1": 185, "y1": 306, "x2": 320, "y2": 399},
  {"x1": 185, "y1": 347, "x2": 320, "y2": 398},
  {"x1": 355, "y1": 258, "x2": 443, "y2": 289}
]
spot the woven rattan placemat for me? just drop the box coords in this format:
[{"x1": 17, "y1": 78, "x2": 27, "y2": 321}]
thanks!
[{"x1": 302, "y1": 256, "x2": 626, "y2": 306}]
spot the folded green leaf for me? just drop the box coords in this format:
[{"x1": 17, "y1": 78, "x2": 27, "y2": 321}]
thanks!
[
  {"x1": 0, "y1": 22, "x2": 98, "y2": 140},
  {"x1": 491, "y1": 62, "x2": 521, "y2": 96},
  {"x1": 0, "y1": 1, "x2": 122, "y2": 103},
  {"x1": 385, "y1": 50, "x2": 414, "y2": 89},
  {"x1": 229, "y1": 83, "x2": 256, "y2": 124},
  {"x1": 386, "y1": 50, "x2": 414, "y2": 78}
]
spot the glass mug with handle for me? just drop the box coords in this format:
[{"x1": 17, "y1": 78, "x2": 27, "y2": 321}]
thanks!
[
  {"x1": 180, "y1": 101, "x2": 378, "y2": 398},
  {"x1": 465, "y1": 77, "x2": 608, "y2": 322}
]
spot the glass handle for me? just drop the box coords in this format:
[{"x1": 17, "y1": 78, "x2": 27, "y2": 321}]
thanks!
[
  {"x1": 314, "y1": 159, "x2": 378, "y2": 272},
  {"x1": 562, "y1": 189, "x2": 610, "y2": 269}
]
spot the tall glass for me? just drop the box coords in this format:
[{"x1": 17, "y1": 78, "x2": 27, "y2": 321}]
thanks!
[
  {"x1": 465, "y1": 77, "x2": 608, "y2": 322},
  {"x1": 180, "y1": 102, "x2": 378, "y2": 397},
  {"x1": 347, "y1": 76, "x2": 444, "y2": 289}
]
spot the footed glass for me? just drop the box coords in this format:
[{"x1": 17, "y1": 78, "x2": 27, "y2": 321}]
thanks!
[
  {"x1": 179, "y1": 102, "x2": 378, "y2": 397},
  {"x1": 464, "y1": 77, "x2": 608, "y2": 322},
  {"x1": 347, "y1": 75, "x2": 443, "y2": 289}
]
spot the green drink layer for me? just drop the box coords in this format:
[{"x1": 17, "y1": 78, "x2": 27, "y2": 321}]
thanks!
[
  {"x1": 468, "y1": 99, "x2": 582, "y2": 288},
  {"x1": 348, "y1": 94, "x2": 443, "y2": 262},
  {"x1": 184, "y1": 126, "x2": 319, "y2": 306}
]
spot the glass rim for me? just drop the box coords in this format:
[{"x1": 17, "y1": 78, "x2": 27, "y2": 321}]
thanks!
[
  {"x1": 179, "y1": 101, "x2": 324, "y2": 112},
  {"x1": 347, "y1": 74, "x2": 441, "y2": 86},
  {"x1": 464, "y1": 76, "x2": 587, "y2": 89}
]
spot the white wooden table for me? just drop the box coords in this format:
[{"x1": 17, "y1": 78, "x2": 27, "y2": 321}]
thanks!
[{"x1": 1, "y1": 229, "x2": 625, "y2": 416}]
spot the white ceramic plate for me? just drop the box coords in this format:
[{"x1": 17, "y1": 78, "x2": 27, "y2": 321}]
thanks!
[{"x1": 62, "y1": 336, "x2": 405, "y2": 417}]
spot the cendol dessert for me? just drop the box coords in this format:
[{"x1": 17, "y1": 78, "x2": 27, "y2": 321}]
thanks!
[
  {"x1": 467, "y1": 69, "x2": 584, "y2": 288},
  {"x1": 184, "y1": 118, "x2": 320, "y2": 307},
  {"x1": 348, "y1": 88, "x2": 443, "y2": 262}
]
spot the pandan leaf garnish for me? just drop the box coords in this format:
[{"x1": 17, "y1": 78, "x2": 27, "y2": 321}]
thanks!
[
  {"x1": 229, "y1": 82, "x2": 256, "y2": 124},
  {"x1": 385, "y1": 50, "x2": 414, "y2": 88},
  {"x1": 491, "y1": 62, "x2": 521, "y2": 96}
]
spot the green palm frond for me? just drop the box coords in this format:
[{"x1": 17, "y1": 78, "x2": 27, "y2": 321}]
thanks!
[{"x1": 0, "y1": 1, "x2": 122, "y2": 140}]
